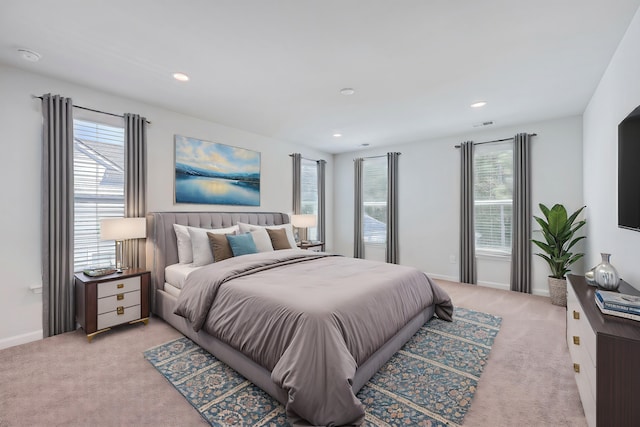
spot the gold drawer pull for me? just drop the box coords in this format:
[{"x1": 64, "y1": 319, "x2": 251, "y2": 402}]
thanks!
[
  {"x1": 573, "y1": 310, "x2": 580, "y2": 320},
  {"x1": 116, "y1": 293, "x2": 124, "y2": 301},
  {"x1": 573, "y1": 363, "x2": 580, "y2": 373},
  {"x1": 117, "y1": 306, "x2": 124, "y2": 315},
  {"x1": 573, "y1": 336, "x2": 580, "y2": 345},
  {"x1": 117, "y1": 284, "x2": 124, "y2": 289}
]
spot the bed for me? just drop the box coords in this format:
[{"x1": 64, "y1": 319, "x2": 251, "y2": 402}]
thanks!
[{"x1": 146, "y1": 211, "x2": 453, "y2": 426}]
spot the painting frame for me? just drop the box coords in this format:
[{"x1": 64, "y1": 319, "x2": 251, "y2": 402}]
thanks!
[{"x1": 174, "y1": 135, "x2": 261, "y2": 206}]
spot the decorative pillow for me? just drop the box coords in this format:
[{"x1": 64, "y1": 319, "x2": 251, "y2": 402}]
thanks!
[
  {"x1": 173, "y1": 224, "x2": 193, "y2": 264},
  {"x1": 227, "y1": 233, "x2": 258, "y2": 257},
  {"x1": 207, "y1": 232, "x2": 234, "y2": 262},
  {"x1": 237, "y1": 222, "x2": 297, "y2": 249},
  {"x1": 266, "y1": 228, "x2": 293, "y2": 250},
  {"x1": 188, "y1": 225, "x2": 238, "y2": 266},
  {"x1": 249, "y1": 228, "x2": 274, "y2": 252}
]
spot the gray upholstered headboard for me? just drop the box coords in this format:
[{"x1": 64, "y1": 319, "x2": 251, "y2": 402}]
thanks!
[{"x1": 145, "y1": 211, "x2": 289, "y2": 312}]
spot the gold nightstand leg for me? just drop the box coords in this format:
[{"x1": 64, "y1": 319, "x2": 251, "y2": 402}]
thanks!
[
  {"x1": 86, "y1": 328, "x2": 111, "y2": 343},
  {"x1": 130, "y1": 317, "x2": 149, "y2": 326},
  {"x1": 85, "y1": 318, "x2": 149, "y2": 342}
]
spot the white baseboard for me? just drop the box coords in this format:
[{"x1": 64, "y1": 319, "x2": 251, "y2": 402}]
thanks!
[
  {"x1": 427, "y1": 272, "x2": 551, "y2": 298},
  {"x1": 0, "y1": 330, "x2": 42, "y2": 350},
  {"x1": 477, "y1": 280, "x2": 510, "y2": 291},
  {"x1": 426, "y1": 273, "x2": 458, "y2": 282}
]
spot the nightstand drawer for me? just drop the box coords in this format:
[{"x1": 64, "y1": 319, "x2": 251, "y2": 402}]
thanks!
[
  {"x1": 98, "y1": 290, "x2": 141, "y2": 314},
  {"x1": 98, "y1": 305, "x2": 141, "y2": 330},
  {"x1": 98, "y1": 276, "x2": 140, "y2": 298}
]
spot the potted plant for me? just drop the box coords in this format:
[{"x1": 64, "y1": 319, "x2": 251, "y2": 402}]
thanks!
[{"x1": 532, "y1": 203, "x2": 586, "y2": 306}]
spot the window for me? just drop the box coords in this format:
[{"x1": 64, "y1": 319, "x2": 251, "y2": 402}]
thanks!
[
  {"x1": 362, "y1": 157, "x2": 387, "y2": 244},
  {"x1": 73, "y1": 119, "x2": 125, "y2": 271},
  {"x1": 300, "y1": 158, "x2": 318, "y2": 241},
  {"x1": 474, "y1": 141, "x2": 513, "y2": 255}
]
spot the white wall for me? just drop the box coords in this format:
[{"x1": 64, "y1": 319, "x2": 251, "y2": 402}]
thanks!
[
  {"x1": 0, "y1": 64, "x2": 332, "y2": 348},
  {"x1": 333, "y1": 116, "x2": 584, "y2": 296},
  {"x1": 583, "y1": 7, "x2": 640, "y2": 290}
]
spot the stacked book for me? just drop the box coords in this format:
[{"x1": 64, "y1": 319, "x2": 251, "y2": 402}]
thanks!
[{"x1": 595, "y1": 289, "x2": 640, "y2": 321}]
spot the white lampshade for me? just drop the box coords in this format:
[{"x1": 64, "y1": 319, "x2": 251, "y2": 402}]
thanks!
[
  {"x1": 291, "y1": 214, "x2": 317, "y2": 228},
  {"x1": 100, "y1": 217, "x2": 146, "y2": 241}
]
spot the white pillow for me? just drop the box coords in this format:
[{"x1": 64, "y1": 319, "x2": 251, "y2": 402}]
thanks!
[
  {"x1": 173, "y1": 224, "x2": 193, "y2": 264},
  {"x1": 238, "y1": 222, "x2": 297, "y2": 249},
  {"x1": 250, "y1": 228, "x2": 274, "y2": 252},
  {"x1": 187, "y1": 225, "x2": 239, "y2": 267}
]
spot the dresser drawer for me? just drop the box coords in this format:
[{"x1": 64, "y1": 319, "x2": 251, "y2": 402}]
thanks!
[
  {"x1": 566, "y1": 281, "x2": 597, "y2": 427},
  {"x1": 567, "y1": 286, "x2": 597, "y2": 367},
  {"x1": 573, "y1": 361, "x2": 596, "y2": 427},
  {"x1": 97, "y1": 290, "x2": 141, "y2": 314},
  {"x1": 98, "y1": 276, "x2": 140, "y2": 298},
  {"x1": 98, "y1": 304, "x2": 141, "y2": 330}
]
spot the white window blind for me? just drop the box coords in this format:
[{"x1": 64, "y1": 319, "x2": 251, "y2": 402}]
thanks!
[
  {"x1": 73, "y1": 119, "x2": 125, "y2": 271},
  {"x1": 300, "y1": 158, "x2": 318, "y2": 241},
  {"x1": 362, "y1": 157, "x2": 387, "y2": 244},
  {"x1": 473, "y1": 141, "x2": 513, "y2": 255}
]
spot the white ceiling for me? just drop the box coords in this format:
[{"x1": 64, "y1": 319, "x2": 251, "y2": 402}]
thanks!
[{"x1": 1, "y1": 1, "x2": 639, "y2": 153}]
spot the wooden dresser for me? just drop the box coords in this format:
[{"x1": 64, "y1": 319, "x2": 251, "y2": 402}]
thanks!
[{"x1": 567, "y1": 274, "x2": 640, "y2": 427}]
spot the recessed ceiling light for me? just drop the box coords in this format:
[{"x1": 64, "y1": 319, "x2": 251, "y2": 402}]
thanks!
[
  {"x1": 340, "y1": 88, "x2": 355, "y2": 96},
  {"x1": 173, "y1": 72, "x2": 190, "y2": 82},
  {"x1": 333, "y1": 133, "x2": 342, "y2": 138},
  {"x1": 17, "y1": 48, "x2": 41, "y2": 62},
  {"x1": 470, "y1": 101, "x2": 487, "y2": 108}
]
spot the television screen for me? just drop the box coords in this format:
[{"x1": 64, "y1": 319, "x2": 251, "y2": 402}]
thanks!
[{"x1": 618, "y1": 105, "x2": 640, "y2": 231}]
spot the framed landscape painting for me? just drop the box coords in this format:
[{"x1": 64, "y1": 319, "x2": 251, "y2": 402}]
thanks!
[{"x1": 174, "y1": 135, "x2": 260, "y2": 206}]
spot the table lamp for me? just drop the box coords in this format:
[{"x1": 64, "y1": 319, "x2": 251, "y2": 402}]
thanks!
[
  {"x1": 291, "y1": 214, "x2": 317, "y2": 243},
  {"x1": 100, "y1": 217, "x2": 146, "y2": 273}
]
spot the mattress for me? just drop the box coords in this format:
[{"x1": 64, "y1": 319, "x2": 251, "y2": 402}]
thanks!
[
  {"x1": 163, "y1": 282, "x2": 181, "y2": 298},
  {"x1": 164, "y1": 263, "x2": 202, "y2": 289}
]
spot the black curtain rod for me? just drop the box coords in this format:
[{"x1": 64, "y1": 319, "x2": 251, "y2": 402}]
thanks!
[
  {"x1": 353, "y1": 152, "x2": 402, "y2": 161},
  {"x1": 32, "y1": 95, "x2": 151, "y2": 125},
  {"x1": 454, "y1": 133, "x2": 537, "y2": 148},
  {"x1": 288, "y1": 154, "x2": 323, "y2": 162}
]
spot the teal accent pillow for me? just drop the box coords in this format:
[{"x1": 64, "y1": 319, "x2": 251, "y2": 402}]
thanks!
[{"x1": 226, "y1": 233, "x2": 258, "y2": 257}]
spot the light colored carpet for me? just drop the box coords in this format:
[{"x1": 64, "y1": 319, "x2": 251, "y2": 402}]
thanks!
[
  {"x1": 0, "y1": 280, "x2": 586, "y2": 427},
  {"x1": 436, "y1": 280, "x2": 586, "y2": 427}
]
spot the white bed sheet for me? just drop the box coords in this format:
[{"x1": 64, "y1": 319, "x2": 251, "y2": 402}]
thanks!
[{"x1": 164, "y1": 263, "x2": 202, "y2": 289}]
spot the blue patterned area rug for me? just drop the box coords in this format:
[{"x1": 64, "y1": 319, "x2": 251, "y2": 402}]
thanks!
[{"x1": 144, "y1": 307, "x2": 501, "y2": 426}]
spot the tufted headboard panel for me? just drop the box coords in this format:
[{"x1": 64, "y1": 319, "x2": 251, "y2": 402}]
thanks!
[{"x1": 145, "y1": 211, "x2": 290, "y2": 312}]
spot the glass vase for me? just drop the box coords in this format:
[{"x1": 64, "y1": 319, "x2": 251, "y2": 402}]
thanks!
[{"x1": 594, "y1": 253, "x2": 620, "y2": 290}]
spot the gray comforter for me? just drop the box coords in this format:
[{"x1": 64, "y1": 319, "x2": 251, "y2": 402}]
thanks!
[{"x1": 174, "y1": 250, "x2": 453, "y2": 426}]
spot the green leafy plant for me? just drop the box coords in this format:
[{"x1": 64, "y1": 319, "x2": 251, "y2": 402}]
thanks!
[{"x1": 532, "y1": 203, "x2": 586, "y2": 279}]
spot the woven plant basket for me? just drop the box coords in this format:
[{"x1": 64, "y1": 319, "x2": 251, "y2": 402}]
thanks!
[{"x1": 548, "y1": 277, "x2": 567, "y2": 307}]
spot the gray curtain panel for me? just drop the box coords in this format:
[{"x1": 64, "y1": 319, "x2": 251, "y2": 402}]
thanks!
[
  {"x1": 41, "y1": 94, "x2": 75, "y2": 337},
  {"x1": 291, "y1": 153, "x2": 303, "y2": 241},
  {"x1": 353, "y1": 158, "x2": 365, "y2": 258},
  {"x1": 291, "y1": 153, "x2": 302, "y2": 215},
  {"x1": 386, "y1": 152, "x2": 400, "y2": 264},
  {"x1": 317, "y1": 159, "x2": 326, "y2": 244},
  {"x1": 124, "y1": 114, "x2": 147, "y2": 269},
  {"x1": 510, "y1": 133, "x2": 532, "y2": 293},
  {"x1": 460, "y1": 141, "x2": 477, "y2": 284}
]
